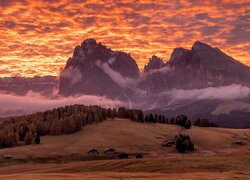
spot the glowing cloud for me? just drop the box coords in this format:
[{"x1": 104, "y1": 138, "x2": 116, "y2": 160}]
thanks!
[{"x1": 0, "y1": 0, "x2": 249, "y2": 77}]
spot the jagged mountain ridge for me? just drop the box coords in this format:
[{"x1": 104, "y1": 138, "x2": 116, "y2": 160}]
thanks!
[
  {"x1": 60, "y1": 39, "x2": 250, "y2": 93},
  {"x1": 139, "y1": 41, "x2": 250, "y2": 94},
  {"x1": 59, "y1": 38, "x2": 250, "y2": 98},
  {"x1": 58, "y1": 39, "x2": 250, "y2": 128}
]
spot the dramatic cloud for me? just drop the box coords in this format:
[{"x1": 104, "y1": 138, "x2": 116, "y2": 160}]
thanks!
[
  {"x1": 0, "y1": 0, "x2": 249, "y2": 77},
  {"x1": 0, "y1": 92, "x2": 123, "y2": 117},
  {"x1": 166, "y1": 84, "x2": 250, "y2": 101}
]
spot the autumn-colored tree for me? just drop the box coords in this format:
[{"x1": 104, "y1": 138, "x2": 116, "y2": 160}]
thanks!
[
  {"x1": 87, "y1": 113, "x2": 93, "y2": 124},
  {"x1": 50, "y1": 118, "x2": 62, "y2": 135},
  {"x1": 19, "y1": 123, "x2": 29, "y2": 141},
  {"x1": 36, "y1": 121, "x2": 46, "y2": 136},
  {"x1": 94, "y1": 114, "x2": 99, "y2": 124},
  {"x1": 81, "y1": 113, "x2": 87, "y2": 126},
  {"x1": 24, "y1": 131, "x2": 33, "y2": 145},
  {"x1": 73, "y1": 115, "x2": 82, "y2": 131},
  {"x1": 62, "y1": 117, "x2": 74, "y2": 134}
]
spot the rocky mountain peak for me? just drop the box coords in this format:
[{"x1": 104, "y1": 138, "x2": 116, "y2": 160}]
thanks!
[
  {"x1": 192, "y1": 41, "x2": 211, "y2": 50},
  {"x1": 167, "y1": 47, "x2": 190, "y2": 66},
  {"x1": 191, "y1": 41, "x2": 241, "y2": 68},
  {"x1": 144, "y1": 55, "x2": 164, "y2": 73},
  {"x1": 59, "y1": 38, "x2": 140, "y2": 97},
  {"x1": 81, "y1": 38, "x2": 97, "y2": 54}
]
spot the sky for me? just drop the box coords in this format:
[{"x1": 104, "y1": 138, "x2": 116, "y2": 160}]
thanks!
[{"x1": 0, "y1": 0, "x2": 249, "y2": 77}]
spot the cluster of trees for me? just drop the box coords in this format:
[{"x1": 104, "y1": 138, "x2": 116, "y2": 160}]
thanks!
[
  {"x1": 170, "y1": 115, "x2": 192, "y2": 129},
  {"x1": 117, "y1": 107, "x2": 144, "y2": 122},
  {"x1": 194, "y1": 118, "x2": 218, "y2": 127},
  {"x1": 141, "y1": 114, "x2": 192, "y2": 129},
  {"x1": 0, "y1": 105, "x2": 147, "y2": 149},
  {"x1": 143, "y1": 114, "x2": 168, "y2": 124},
  {"x1": 0, "y1": 105, "x2": 111, "y2": 148},
  {"x1": 0, "y1": 104, "x2": 218, "y2": 149},
  {"x1": 175, "y1": 134, "x2": 195, "y2": 153}
]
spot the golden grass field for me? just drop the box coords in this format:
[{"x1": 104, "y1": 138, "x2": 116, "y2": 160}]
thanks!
[{"x1": 0, "y1": 119, "x2": 250, "y2": 179}]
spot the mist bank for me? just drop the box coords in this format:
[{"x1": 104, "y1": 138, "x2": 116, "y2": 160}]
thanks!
[
  {"x1": 166, "y1": 84, "x2": 250, "y2": 101},
  {"x1": 0, "y1": 91, "x2": 123, "y2": 118},
  {"x1": 0, "y1": 84, "x2": 250, "y2": 118}
]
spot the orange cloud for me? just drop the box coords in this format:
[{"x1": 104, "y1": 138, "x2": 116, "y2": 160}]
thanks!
[{"x1": 0, "y1": 0, "x2": 249, "y2": 77}]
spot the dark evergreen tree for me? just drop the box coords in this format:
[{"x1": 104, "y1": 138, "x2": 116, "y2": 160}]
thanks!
[
  {"x1": 149, "y1": 113, "x2": 154, "y2": 123},
  {"x1": 34, "y1": 133, "x2": 40, "y2": 144},
  {"x1": 176, "y1": 136, "x2": 186, "y2": 153},
  {"x1": 185, "y1": 120, "x2": 192, "y2": 129}
]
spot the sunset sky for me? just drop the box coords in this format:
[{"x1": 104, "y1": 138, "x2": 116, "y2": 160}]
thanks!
[{"x1": 0, "y1": 0, "x2": 249, "y2": 77}]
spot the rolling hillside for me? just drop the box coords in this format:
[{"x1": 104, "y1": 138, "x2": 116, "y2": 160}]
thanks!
[
  {"x1": 0, "y1": 118, "x2": 250, "y2": 179},
  {"x1": 0, "y1": 118, "x2": 249, "y2": 159}
]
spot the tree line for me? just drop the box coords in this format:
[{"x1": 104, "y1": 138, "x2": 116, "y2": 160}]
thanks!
[{"x1": 0, "y1": 105, "x2": 218, "y2": 149}]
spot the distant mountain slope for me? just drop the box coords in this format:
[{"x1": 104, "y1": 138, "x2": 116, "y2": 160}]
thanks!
[{"x1": 0, "y1": 76, "x2": 58, "y2": 96}]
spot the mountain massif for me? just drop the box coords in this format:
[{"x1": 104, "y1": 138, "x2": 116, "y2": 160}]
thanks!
[
  {"x1": 58, "y1": 39, "x2": 250, "y2": 128},
  {"x1": 1, "y1": 39, "x2": 250, "y2": 127}
]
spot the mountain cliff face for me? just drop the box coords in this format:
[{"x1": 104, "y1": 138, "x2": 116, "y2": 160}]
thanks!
[
  {"x1": 139, "y1": 41, "x2": 250, "y2": 93},
  {"x1": 57, "y1": 39, "x2": 250, "y2": 127},
  {"x1": 59, "y1": 38, "x2": 139, "y2": 100}
]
